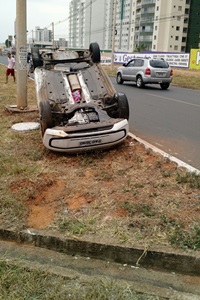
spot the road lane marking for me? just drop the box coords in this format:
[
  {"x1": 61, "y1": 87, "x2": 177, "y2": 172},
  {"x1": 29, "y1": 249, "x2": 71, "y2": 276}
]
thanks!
[{"x1": 147, "y1": 93, "x2": 200, "y2": 108}]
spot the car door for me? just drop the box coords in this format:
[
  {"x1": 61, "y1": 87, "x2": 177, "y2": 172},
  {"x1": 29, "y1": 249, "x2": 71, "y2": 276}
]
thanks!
[
  {"x1": 133, "y1": 59, "x2": 144, "y2": 82},
  {"x1": 122, "y1": 59, "x2": 135, "y2": 80}
]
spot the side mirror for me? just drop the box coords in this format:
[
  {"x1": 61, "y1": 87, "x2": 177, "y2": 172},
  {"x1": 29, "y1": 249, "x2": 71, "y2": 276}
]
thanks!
[{"x1": 123, "y1": 63, "x2": 127, "y2": 67}]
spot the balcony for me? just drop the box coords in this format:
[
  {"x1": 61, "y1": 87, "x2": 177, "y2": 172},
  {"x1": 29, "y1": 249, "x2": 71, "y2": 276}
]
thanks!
[{"x1": 142, "y1": 0, "x2": 156, "y2": 5}]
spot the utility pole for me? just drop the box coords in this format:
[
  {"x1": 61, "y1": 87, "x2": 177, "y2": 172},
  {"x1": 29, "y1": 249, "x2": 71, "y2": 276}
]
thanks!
[
  {"x1": 89, "y1": 0, "x2": 92, "y2": 44},
  {"x1": 52, "y1": 22, "x2": 55, "y2": 48},
  {"x1": 111, "y1": 0, "x2": 117, "y2": 70},
  {"x1": 16, "y1": 0, "x2": 27, "y2": 109}
]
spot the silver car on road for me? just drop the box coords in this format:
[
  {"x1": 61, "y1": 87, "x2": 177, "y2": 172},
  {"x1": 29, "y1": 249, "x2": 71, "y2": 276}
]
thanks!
[{"x1": 116, "y1": 58, "x2": 173, "y2": 90}]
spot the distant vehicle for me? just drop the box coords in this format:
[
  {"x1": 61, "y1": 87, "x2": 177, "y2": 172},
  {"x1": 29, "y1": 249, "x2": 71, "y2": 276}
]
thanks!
[
  {"x1": 31, "y1": 43, "x2": 129, "y2": 153},
  {"x1": 116, "y1": 58, "x2": 173, "y2": 90}
]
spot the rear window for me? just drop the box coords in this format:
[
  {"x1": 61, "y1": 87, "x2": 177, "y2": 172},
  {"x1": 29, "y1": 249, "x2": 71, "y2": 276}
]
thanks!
[{"x1": 149, "y1": 60, "x2": 169, "y2": 68}]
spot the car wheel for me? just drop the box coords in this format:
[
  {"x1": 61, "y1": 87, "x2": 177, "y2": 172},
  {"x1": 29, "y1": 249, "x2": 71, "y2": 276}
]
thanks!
[
  {"x1": 39, "y1": 101, "x2": 53, "y2": 136},
  {"x1": 89, "y1": 42, "x2": 101, "y2": 63},
  {"x1": 31, "y1": 47, "x2": 43, "y2": 69},
  {"x1": 108, "y1": 93, "x2": 129, "y2": 120},
  {"x1": 136, "y1": 75, "x2": 144, "y2": 88},
  {"x1": 160, "y1": 83, "x2": 170, "y2": 90},
  {"x1": 116, "y1": 73, "x2": 124, "y2": 84}
]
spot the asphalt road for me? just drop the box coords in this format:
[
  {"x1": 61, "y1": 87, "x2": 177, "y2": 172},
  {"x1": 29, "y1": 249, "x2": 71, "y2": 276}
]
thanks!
[
  {"x1": 1, "y1": 55, "x2": 199, "y2": 170},
  {"x1": 111, "y1": 78, "x2": 200, "y2": 170}
]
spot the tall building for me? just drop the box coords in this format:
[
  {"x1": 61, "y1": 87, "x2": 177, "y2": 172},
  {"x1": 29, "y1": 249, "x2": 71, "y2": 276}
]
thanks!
[
  {"x1": 69, "y1": 0, "x2": 85, "y2": 48},
  {"x1": 35, "y1": 26, "x2": 52, "y2": 43},
  {"x1": 186, "y1": 0, "x2": 200, "y2": 51},
  {"x1": 69, "y1": 0, "x2": 200, "y2": 53},
  {"x1": 115, "y1": 0, "x2": 192, "y2": 52},
  {"x1": 69, "y1": 0, "x2": 113, "y2": 49}
]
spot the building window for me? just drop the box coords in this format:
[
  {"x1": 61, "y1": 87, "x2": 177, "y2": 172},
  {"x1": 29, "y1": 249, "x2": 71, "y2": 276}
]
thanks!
[
  {"x1": 174, "y1": 45, "x2": 178, "y2": 50},
  {"x1": 178, "y1": 6, "x2": 182, "y2": 11},
  {"x1": 176, "y1": 26, "x2": 180, "y2": 31},
  {"x1": 155, "y1": 25, "x2": 157, "y2": 30},
  {"x1": 154, "y1": 35, "x2": 156, "y2": 40},
  {"x1": 175, "y1": 36, "x2": 179, "y2": 41}
]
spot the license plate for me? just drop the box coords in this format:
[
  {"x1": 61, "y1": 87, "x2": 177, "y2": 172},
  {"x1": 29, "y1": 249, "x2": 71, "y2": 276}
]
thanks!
[
  {"x1": 80, "y1": 139, "x2": 102, "y2": 146},
  {"x1": 156, "y1": 72, "x2": 165, "y2": 76}
]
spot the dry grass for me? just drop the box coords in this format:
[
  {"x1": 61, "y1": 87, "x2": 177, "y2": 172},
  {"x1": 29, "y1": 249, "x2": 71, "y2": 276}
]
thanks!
[
  {"x1": 0, "y1": 64, "x2": 200, "y2": 252},
  {"x1": 0, "y1": 260, "x2": 161, "y2": 300}
]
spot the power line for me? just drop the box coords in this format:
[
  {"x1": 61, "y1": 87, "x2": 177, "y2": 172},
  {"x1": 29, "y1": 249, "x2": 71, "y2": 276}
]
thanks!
[{"x1": 28, "y1": 2, "x2": 191, "y2": 43}]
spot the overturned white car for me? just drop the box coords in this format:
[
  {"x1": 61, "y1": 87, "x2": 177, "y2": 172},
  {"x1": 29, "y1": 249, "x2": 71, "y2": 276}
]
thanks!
[{"x1": 31, "y1": 43, "x2": 129, "y2": 153}]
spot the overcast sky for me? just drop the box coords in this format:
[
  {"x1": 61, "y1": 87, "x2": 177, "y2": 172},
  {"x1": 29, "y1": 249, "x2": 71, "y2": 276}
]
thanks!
[{"x1": 0, "y1": 0, "x2": 71, "y2": 43}]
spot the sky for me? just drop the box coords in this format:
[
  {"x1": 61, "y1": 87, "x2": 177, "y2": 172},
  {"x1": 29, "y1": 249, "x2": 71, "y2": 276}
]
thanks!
[{"x1": 0, "y1": 0, "x2": 71, "y2": 44}]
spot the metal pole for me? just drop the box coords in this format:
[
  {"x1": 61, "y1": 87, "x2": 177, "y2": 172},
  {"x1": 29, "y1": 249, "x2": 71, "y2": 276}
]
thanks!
[
  {"x1": 111, "y1": 0, "x2": 117, "y2": 70},
  {"x1": 16, "y1": 0, "x2": 27, "y2": 109}
]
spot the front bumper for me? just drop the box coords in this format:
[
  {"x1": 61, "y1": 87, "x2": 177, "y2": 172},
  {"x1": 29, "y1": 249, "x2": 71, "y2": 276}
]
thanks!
[{"x1": 42, "y1": 119, "x2": 129, "y2": 152}]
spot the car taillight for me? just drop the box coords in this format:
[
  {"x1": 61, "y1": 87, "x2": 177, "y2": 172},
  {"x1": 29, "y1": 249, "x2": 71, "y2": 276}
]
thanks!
[
  {"x1": 170, "y1": 69, "x2": 173, "y2": 76},
  {"x1": 145, "y1": 68, "x2": 151, "y2": 75}
]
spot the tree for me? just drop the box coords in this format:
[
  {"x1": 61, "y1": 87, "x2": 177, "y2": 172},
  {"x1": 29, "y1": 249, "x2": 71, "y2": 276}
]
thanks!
[
  {"x1": 134, "y1": 44, "x2": 147, "y2": 53},
  {"x1": 5, "y1": 39, "x2": 11, "y2": 48}
]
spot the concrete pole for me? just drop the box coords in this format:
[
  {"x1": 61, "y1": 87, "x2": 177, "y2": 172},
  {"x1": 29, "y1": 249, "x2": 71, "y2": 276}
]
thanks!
[{"x1": 16, "y1": 0, "x2": 27, "y2": 109}]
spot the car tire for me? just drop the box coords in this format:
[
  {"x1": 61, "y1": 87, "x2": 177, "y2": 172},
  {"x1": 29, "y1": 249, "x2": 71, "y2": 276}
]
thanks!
[
  {"x1": 136, "y1": 75, "x2": 144, "y2": 88},
  {"x1": 116, "y1": 73, "x2": 124, "y2": 84},
  {"x1": 31, "y1": 47, "x2": 43, "y2": 69},
  {"x1": 39, "y1": 101, "x2": 53, "y2": 136},
  {"x1": 160, "y1": 83, "x2": 170, "y2": 90},
  {"x1": 89, "y1": 42, "x2": 101, "y2": 63},
  {"x1": 108, "y1": 93, "x2": 129, "y2": 120}
]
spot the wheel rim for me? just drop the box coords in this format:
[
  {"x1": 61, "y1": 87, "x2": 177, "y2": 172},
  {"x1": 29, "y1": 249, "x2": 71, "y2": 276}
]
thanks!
[
  {"x1": 137, "y1": 77, "x2": 142, "y2": 87},
  {"x1": 117, "y1": 74, "x2": 122, "y2": 83}
]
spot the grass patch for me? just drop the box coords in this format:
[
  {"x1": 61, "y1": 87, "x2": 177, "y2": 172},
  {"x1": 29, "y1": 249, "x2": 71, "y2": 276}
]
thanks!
[
  {"x1": 176, "y1": 172, "x2": 200, "y2": 188},
  {"x1": 0, "y1": 260, "x2": 162, "y2": 300}
]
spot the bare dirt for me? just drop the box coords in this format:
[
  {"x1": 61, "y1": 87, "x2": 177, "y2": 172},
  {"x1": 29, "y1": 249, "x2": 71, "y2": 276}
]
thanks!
[{"x1": 20, "y1": 134, "x2": 200, "y2": 249}]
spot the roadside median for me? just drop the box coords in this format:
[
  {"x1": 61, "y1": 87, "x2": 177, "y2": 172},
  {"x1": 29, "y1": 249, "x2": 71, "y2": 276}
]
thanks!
[{"x1": 1, "y1": 63, "x2": 200, "y2": 297}]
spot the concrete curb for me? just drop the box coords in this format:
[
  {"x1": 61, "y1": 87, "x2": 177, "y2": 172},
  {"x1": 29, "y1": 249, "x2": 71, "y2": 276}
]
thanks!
[
  {"x1": 128, "y1": 133, "x2": 200, "y2": 175},
  {"x1": 0, "y1": 228, "x2": 200, "y2": 276}
]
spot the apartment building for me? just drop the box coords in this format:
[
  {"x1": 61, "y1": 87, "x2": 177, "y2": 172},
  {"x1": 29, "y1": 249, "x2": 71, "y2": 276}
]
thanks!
[
  {"x1": 115, "y1": 0, "x2": 194, "y2": 52},
  {"x1": 186, "y1": 0, "x2": 200, "y2": 51},
  {"x1": 69, "y1": 0, "x2": 200, "y2": 53},
  {"x1": 35, "y1": 26, "x2": 52, "y2": 43},
  {"x1": 69, "y1": 0, "x2": 113, "y2": 49},
  {"x1": 69, "y1": 0, "x2": 85, "y2": 48}
]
